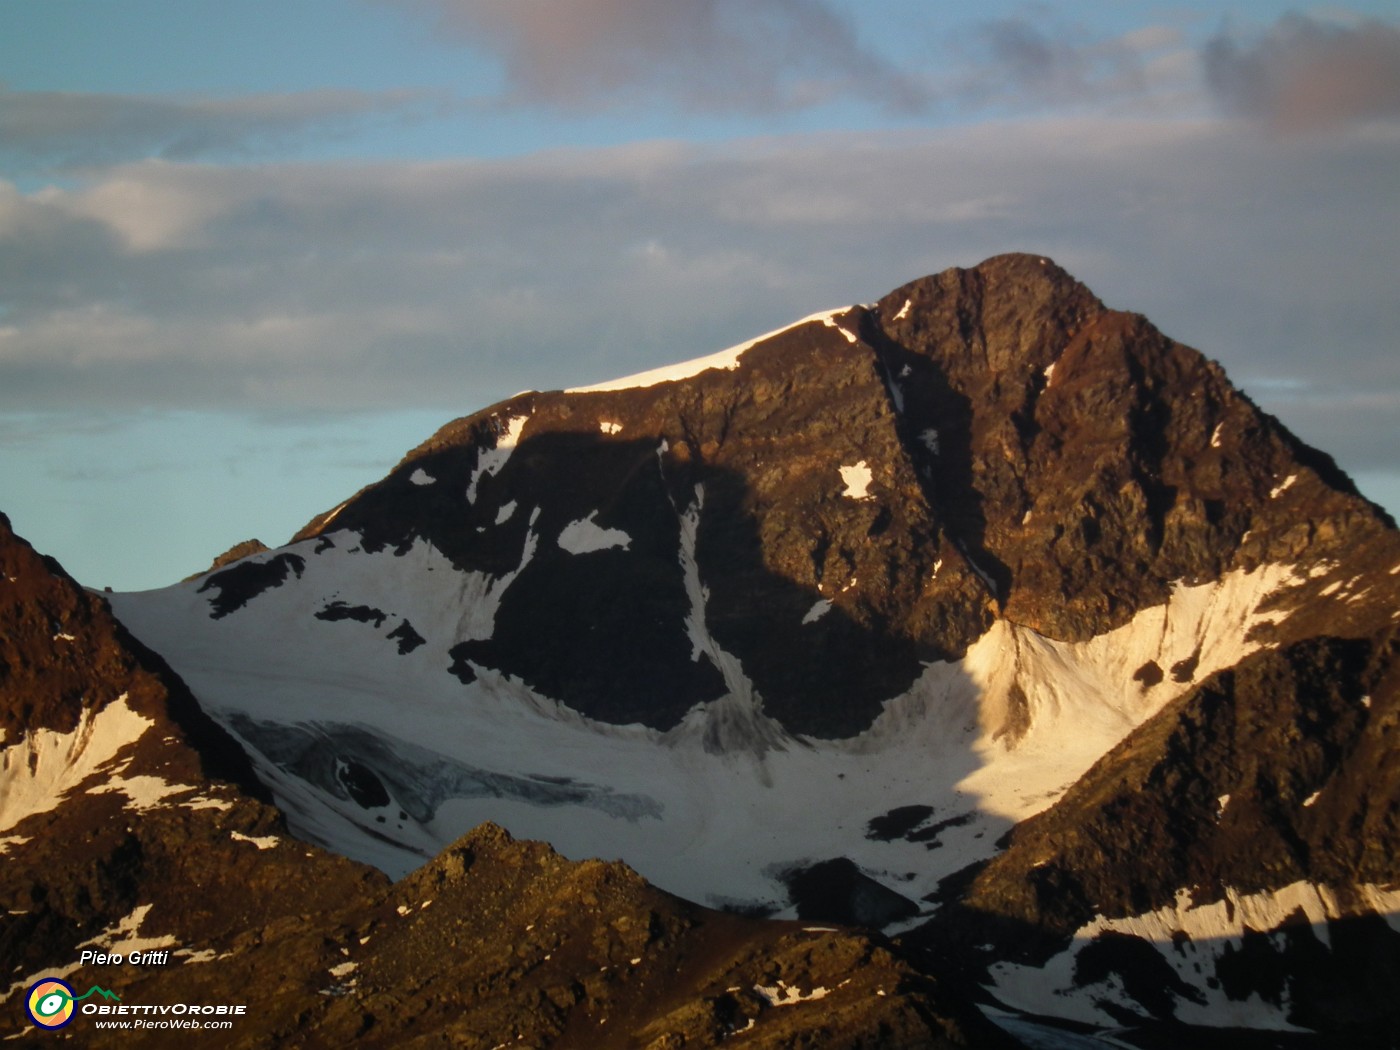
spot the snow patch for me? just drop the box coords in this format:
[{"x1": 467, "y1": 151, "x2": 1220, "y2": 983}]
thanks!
[
  {"x1": 0, "y1": 694, "x2": 154, "y2": 833},
  {"x1": 466, "y1": 415, "x2": 529, "y2": 503},
  {"x1": 840, "y1": 462, "x2": 874, "y2": 501},
  {"x1": 1270, "y1": 474, "x2": 1298, "y2": 499},
  {"x1": 230, "y1": 830, "x2": 280, "y2": 850},
  {"x1": 987, "y1": 881, "x2": 1400, "y2": 1031},
  {"x1": 181, "y1": 795, "x2": 235, "y2": 811},
  {"x1": 80, "y1": 904, "x2": 178, "y2": 959},
  {"x1": 173, "y1": 948, "x2": 223, "y2": 964},
  {"x1": 1210, "y1": 422, "x2": 1225, "y2": 448},
  {"x1": 1042, "y1": 362, "x2": 1056, "y2": 385},
  {"x1": 409, "y1": 468, "x2": 435, "y2": 487},
  {"x1": 754, "y1": 981, "x2": 831, "y2": 1007},
  {"x1": 894, "y1": 299, "x2": 911, "y2": 321},
  {"x1": 557, "y1": 513, "x2": 632, "y2": 555},
  {"x1": 821, "y1": 315, "x2": 859, "y2": 344},
  {"x1": 802, "y1": 600, "x2": 833, "y2": 625},
  {"x1": 598, "y1": 421, "x2": 623, "y2": 436},
  {"x1": 91, "y1": 775, "x2": 193, "y2": 813}
]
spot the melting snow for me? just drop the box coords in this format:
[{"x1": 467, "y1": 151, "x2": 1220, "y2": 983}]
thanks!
[
  {"x1": 1270, "y1": 474, "x2": 1298, "y2": 499},
  {"x1": 920, "y1": 429, "x2": 940, "y2": 454},
  {"x1": 599, "y1": 421, "x2": 623, "y2": 436},
  {"x1": 1210, "y1": 422, "x2": 1225, "y2": 449},
  {"x1": 802, "y1": 600, "x2": 833, "y2": 625},
  {"x1": 1042, "y1": 362, "x2": 1056, "y2": 385},
  {"x1": 894, "y1": 299, "x2": 912, "y2": 321},
  {"x1": 840, "y1": 462, "x2": 875, "y2": 501},
  {"x1": 409, "y1": 468, "x2": 435, "y2": 487},
  {"x1": 557, "y1": 513, "x2": 632, "y2": 555}
]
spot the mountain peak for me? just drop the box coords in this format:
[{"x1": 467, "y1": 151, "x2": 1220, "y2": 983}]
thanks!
[{"x1": 100, "y1": 255, "x2": 1400, "y2": 1040}]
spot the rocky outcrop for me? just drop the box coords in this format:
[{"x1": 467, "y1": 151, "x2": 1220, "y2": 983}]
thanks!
[{"x1": 184, "y1": 539, "x2": 271, "y2": 581}]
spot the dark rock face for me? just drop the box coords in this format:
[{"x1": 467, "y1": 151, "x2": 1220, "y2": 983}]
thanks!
[
  {"x1": 197, "y1": 552, "x2": 306, "y2": 619},
  {"x1": 959, "y1": 631, "x2": 1400, "y2": 933},
  {"x1": 916, "y1": 612, "x2": 1400, "y2": 1040},
  {"x1": 282, "y1": 253, "x2": 1391, "y2": 740},
  {"x1": 867, "y1": 255, "x2": 1391, "y2": 641}
]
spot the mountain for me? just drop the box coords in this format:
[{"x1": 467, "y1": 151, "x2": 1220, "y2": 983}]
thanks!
[
  {"x1": 0, "y1": 512, "x2": 1001, "y2": 1048},
  {"x1": 67, "y1": 251, "x2": 1400, "y2": 1042}
]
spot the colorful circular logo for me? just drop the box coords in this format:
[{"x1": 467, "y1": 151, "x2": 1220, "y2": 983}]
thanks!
[{"x1": 25, "y1": 978, "x2": 77, "y2": 1030}]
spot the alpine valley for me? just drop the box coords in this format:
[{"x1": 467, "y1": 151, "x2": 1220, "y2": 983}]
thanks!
[{"x1": 3, "y1": 253, "x2": 1398, "y2": 1047}]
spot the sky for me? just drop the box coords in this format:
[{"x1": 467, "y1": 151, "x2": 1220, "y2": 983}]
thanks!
[{"x1": 1, "y1": 1, "x2": 1397, "y2": 590}]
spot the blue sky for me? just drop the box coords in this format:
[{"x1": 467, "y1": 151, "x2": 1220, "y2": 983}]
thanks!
[{"x1": 2, "y1": 1, "x2": 1398, "y2": 589}]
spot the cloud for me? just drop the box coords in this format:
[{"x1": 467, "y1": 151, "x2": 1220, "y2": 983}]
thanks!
[
  {"x1": 0, "y1": 119, "x2": 1396, "y2": 483},
  {"x1": 385, "y1": 0, "x2": 925, "y2": 113},
  {"x1": 1203, "y1": 13, "x2": 1400, "y2": 129},
  {"x1": 952, "y1": 17, "x2": 1165, "y2": 110},
  {"x1": 0, "y1": 87, "x2": 436, "y2": 173}
]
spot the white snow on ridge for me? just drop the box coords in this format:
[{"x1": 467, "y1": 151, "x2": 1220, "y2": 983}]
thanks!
[
  {"x1": 565, "y1": 308, "x2": 853, "y2": 394},
  {"x1": 822, "y1": 315, "x2": 859, "y2": 344},
  {"x1": 557, "y1": 513, "x2": 632, "y2": 554}
]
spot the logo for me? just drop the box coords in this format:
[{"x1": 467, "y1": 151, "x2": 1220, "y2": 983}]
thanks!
[{"x1": 24, "y1": 979, "x2": 121, "y2": 1030}]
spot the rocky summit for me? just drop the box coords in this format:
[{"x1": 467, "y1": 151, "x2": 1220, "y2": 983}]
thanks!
[{"x1": 4, "y1": 252, "x2": 1398, "y2": 1046}]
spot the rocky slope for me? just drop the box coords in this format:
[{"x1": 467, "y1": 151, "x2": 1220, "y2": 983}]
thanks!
[
  {"x1": 91, "y1": 252, "x2": 1400, "y2": 1042},
  {"x1": 0, "y1": 513, "x2": 1004, "y2": 1047}
]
